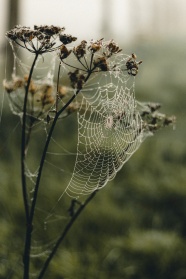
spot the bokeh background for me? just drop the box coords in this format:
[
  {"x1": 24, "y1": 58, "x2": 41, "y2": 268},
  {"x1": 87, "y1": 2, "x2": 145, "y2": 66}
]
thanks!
[{"x1": 0, "y1": 0, "x2": 186, "y2": 278}]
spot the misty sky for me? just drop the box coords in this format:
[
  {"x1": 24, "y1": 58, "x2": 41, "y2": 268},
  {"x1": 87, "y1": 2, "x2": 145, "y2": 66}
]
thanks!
[{"x1": 1, "y1": 0, "x2": 186, "y2": 45}]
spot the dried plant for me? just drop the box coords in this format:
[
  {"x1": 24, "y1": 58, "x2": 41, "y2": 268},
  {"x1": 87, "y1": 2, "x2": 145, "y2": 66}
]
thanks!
[{"x1": 3, "y1": 25, "x2": 175, "y2": 279}]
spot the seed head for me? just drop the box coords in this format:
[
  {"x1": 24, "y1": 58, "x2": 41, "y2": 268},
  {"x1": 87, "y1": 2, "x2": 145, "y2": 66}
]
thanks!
[
  {"x1": 73, "y1": 40, "x2": 87, "y2": 58},
  {"x1": 59, "y1": 34, "x2": 77, "y2": 45},
  {"x1": 6, "y1": 25, "x2": 65, "y2": 54}
]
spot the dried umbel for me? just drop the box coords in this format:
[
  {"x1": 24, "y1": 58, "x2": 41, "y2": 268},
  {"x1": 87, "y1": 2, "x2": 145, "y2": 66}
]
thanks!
[
  {"x1": 140, "y1": 102, "x2": 176, "y2": 134},
  {"x1": 4, "y1": 24, "x2": 177, "y2": 279},
  {"x1": 3, "y1": 75, "x2": 56, "y2": 118},
  {"x1": 6, "y1": 25, "x2": 65, "y2": 54},
  {"x1": 58, "y1": 39, "x2": 143, "y2": 91}
]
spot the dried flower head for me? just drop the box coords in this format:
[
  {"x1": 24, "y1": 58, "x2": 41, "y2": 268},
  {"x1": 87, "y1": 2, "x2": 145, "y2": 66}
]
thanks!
[
  {"x1": 68, "y1": 70, "x2": 86, "y2": 90},
  {"x1": 38, "y1": 85, "x2": 55, "y2": 107},
  {"x1": 140, "y1": 102, "x2": 176, "y2": 133},
  {"x1": 6, "y1": 25, "x2": 65, "y2": 54},
  {"x1": 59, "y1": 34, "x2": 77, "y2": 45},
  {"x1": 126, "y1": 53, "x2": 142, "y2": 76},
  {"x1": 3, "y1": 76, "x2": 24, "y2": 93},
  {"x1": 73, "y1": 40, "x2": 87, "y2": 58},
  {"x1": 3, "y1": 75, "x2": 56, "y2": 118},
  {"x1": 88, "y1": 39, "x2": 103, "y2": 53},
  {"x1": 93, "y1": 56, "x2": 109, "y2": 71},
  {"x1": 59, "y1": 45, "x2": 72, "y2": 59},
  {"x1": 105, "y1": 40, "x2": 122, "y2": 57}
]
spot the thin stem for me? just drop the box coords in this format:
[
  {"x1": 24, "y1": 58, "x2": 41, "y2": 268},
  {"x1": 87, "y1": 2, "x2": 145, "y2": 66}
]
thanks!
[
  {"x1": 83, "y1": 55, "x2": 89, "y2": 70},
  {"x1": 25, "y1": 119, "x2": 34, "y2": 154},
  {"x1": 61, "y1": 59, "x2": 87, "y2": 72},
  {"x1": 24, "y1": 64, "x2": 93, "y2": 279},
  {"x1": 22, "y1": 52, "x2": 39, "y2": 279},
  {"x1": 21, "y1": 52, "x2": 39, "y2": 221},
  {"x1": 29, "y1": 87, "x2": 82, "y2": 223},
  {"x1": 89, "y1": 53, "x2": 94, "y2": 71},
  {"x1": 77, "y1": 57, "x2": 88, "y2": 71},
  {"x1": 25, "y1": 97, "x2": 35, "y2": 154},
  {"x1": 55, "y1": 62, "x2": 61, "y2": 112},
  {"x1": 38, "y1": 190, "x2": 98, "y2": 279}
]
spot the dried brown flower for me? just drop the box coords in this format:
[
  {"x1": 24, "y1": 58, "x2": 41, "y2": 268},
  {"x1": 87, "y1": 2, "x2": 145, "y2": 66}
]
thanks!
[
  {"x1": 126, "y1": 53, "x2": 142, "y2": 76},
  {"x1": 59, "y1": 45, "x2": 72, "y2": 59},
  {"x1": 6, "y1": 25, "x2": 65, "y2": 54},
  {"x1": 106, "y1": 40, "x2": 122, "y2": 57},
  {"x1": 39, "y1": 85, "x2": 55, "y2": 107},
  {"x1": 93, "y1": 56, "x2": 109, "y2": 71},
  {"x1": 3, "y1": 76, "x2": 24, "y2": 93},
  {"x1": 88, "y1": 39, "x2": 103, "y2": 53},
  {"x1": 68, "y1": 70, "x2": 86, "y2": 89},
  {"x1": 140, "y1": 102, "x2": 176, "y2": 133},
  {"x1": 59, "y1": 34, "x2": 77, "y2": 45},
  {"x1": 73, "y1": 40, "x2": 87, "y2": 58}
]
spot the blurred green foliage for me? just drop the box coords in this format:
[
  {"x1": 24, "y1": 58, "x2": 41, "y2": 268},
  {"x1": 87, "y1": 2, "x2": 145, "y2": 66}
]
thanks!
[{"x1": 0, "y1": 39, "x2": 186, "y2": 279}]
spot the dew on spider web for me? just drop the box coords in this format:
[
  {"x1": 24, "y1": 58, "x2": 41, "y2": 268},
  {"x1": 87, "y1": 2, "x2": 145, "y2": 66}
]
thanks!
[{"x1": 53, "y1": 52, "x2": 146, "y2": 199}]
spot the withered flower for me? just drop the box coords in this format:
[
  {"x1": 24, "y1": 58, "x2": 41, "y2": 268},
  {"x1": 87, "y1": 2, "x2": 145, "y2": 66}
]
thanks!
[
  {"x1": 140, "y1": 102, "x2": 176, "y2": 133},
  {"x1": 93, "y1": 56, "x2": 109, "y2": 71},
  {"x1": 106, "y1": 40, "x2": 122, "y2": 57},
  {"x1": 73, "y1": 40, "x2": 87, "y2": 58},
  {"x1": 126, "y1": 53, "x2": 142, "y2": 76},
  {"x1": 59, "y1": 45, "x2": 72, "y2": 59},
  {"x1": 3, "y1": 76, "x2": 24, "y2": 93},
  {"x1": 88, "y1": 39, "x2": 103, "y2": 53},
  {"x1": 6, "y1": 25, "x2": 65, "y2": 54},
  {"x1": 59, "y1": 34, "x2": 77, "y2": 45},
  {"x1": 34, "y1": 25, "x2": 64, "y2": 36},
  {"x1": 39, "y1": 85, "x2": 55, "y2": 107},
  {"x1": 68, "y1": 70, "x2": 86, "y2": 90}
]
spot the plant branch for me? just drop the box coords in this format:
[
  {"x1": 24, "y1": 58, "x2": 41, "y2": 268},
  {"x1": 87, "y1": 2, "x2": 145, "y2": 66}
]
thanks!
[
  {"x1": 22, "y1": 52, "x2": 39, "y2": 279},
  {"x1": 21, "y1": 53, "x2": 38, "y2": 222},
  {"x1": 23, "y1": 60, "x2": 94, "y2": 279},
  {"x1": 38, "y1": 190, "x2": 98, "y2": 279},
  {"x1": 55, "y1": 62, "x2": 61, "y2": 112}
]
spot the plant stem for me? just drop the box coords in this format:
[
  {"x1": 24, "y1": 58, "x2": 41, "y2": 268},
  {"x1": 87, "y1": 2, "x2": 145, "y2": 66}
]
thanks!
[
  {"x1": 38, "y1": 190, "x2": 98, "y2": 279},
  {"x1": 22, "y1": 52, "x2": 39, "y2": 279},
  {"x1": 55, "y1": 62, "x2": 61, "y2": 112},
  {"x1": 23, "y1": 63, "x2": 93, "y2": 279},
  {"x1": 21, "y1": 53, "x2": 38, "y2": 221},
  {"x1": 30, "y1": 69, "x2": 93, "y2": 223}
]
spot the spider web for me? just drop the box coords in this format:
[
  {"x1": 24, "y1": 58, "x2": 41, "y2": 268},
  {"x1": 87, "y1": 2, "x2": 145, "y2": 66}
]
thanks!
[
  {"x1": 4, "y1": 40, "x2": 145, "y2": 200},
  {"x1": 4, "y1": 41, "x2": 57, "y2": 121},
  {"x1": 1, "y1": 37, "x2": 149, "y2": 277},
  {"x1": 64, "y1": 65, "x2": 144, "y2": 198}
]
